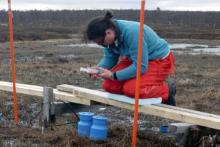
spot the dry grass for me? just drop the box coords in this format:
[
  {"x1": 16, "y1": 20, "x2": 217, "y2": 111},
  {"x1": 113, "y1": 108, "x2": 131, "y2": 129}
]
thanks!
[{"x1": 0, "y1": 39, "x2": 220, "y2": 146}]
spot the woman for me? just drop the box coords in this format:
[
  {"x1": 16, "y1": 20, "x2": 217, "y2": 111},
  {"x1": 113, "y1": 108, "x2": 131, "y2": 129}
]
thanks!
[{"x1": 85, "y1": 11, "x2": 176, "y2": 105}]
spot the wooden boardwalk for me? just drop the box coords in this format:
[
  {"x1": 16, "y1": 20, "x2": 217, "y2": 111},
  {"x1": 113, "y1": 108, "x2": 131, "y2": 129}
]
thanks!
[{"x1": 1, "y1": 81, "x2": 220, "y2": 130}]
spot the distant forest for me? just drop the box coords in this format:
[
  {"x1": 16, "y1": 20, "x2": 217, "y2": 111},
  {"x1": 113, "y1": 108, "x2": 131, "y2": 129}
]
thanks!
[{"x1": 0, "y1": 10, "x2": 220, "y2": 42}]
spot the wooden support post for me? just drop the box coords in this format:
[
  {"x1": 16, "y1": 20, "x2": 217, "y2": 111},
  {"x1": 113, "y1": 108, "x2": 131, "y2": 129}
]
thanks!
[
  {"x1": 42, "y1": 87, "x2": 53, "y2": 132},
  {"x1": 49, "y1": 89, "x2": 56, "y2": 124}
]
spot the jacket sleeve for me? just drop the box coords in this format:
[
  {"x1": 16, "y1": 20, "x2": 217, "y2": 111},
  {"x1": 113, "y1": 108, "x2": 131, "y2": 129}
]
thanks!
[
  {"x1": 116, "y1": 29, "x2": 148, "y2": 81},
  {"x1": 97, "y1": 47, "x2": 119, "y2": 69}
]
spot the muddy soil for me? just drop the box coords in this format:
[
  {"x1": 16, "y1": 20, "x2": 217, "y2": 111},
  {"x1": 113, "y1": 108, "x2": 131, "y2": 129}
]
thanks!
[{"x1": 0, "y1": 38, "x2": 220, "y2": 146}]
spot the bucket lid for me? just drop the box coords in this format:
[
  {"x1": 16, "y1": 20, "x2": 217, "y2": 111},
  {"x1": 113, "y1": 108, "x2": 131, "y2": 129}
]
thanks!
[
  {"x1": 78, "y1": 112, "x2": 94, "y2": 116},
  {"x1": 93, "y1": 115, "x2": 107, "y2": 120}
]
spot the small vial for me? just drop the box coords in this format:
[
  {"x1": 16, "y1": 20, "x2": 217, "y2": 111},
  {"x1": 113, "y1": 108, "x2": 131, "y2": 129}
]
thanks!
[{"x1": 80, "y1": 67, "x2": 101, "y2": 74}]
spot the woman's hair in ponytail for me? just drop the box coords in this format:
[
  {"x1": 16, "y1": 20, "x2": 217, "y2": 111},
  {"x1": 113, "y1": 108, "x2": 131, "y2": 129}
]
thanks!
[
  {"x1": 104, "y1": 11, "x2": 113, "y2": 20},
  {"x1": 86, "y1": 11, "x2": 116, "y2": 41}
]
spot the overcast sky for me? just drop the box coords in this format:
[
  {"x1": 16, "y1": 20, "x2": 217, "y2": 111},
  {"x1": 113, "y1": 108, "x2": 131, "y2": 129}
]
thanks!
[{"x1": 0, "y1": 0, "x2": 220, "y2": 11}]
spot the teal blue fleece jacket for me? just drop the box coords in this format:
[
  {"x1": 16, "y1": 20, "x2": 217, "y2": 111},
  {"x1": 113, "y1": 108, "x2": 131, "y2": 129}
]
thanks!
[{"x1": 97, "y1": 20, "x2": 170, "y2": 81}]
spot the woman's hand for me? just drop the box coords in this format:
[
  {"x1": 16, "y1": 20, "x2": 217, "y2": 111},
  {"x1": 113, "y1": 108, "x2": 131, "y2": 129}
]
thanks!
[
  {"x1": 89, "y1": 66, "x2": 100, "y2": 79},
  {"x1": 96, "y1": 67, "x2": 113, "y2": 80}
]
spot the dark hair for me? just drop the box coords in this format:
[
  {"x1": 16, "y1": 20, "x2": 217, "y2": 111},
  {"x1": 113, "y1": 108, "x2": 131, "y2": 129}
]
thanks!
[{"x1": 86, "y1": 11, "x2": 116, "y2": 41}]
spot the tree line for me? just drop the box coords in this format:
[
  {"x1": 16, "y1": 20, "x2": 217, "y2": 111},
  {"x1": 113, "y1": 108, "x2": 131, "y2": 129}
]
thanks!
[{"x1": 0, "y1": 10, "x2": 220, "y2": 42}]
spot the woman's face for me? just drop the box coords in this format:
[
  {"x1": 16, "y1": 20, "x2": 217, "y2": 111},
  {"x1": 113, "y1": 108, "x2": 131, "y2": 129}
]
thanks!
[{"x1": 94, "y1": 28, "x2": 116, "y2": 46}]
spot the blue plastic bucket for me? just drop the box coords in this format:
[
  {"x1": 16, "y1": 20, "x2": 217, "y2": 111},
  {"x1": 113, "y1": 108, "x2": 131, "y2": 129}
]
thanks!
[
  {"x1": 90, "y1": 116, "x2": 108, "y2": 141},
  {"x1": 77, "y1": 112, "x2": 94, "y2": 137}
]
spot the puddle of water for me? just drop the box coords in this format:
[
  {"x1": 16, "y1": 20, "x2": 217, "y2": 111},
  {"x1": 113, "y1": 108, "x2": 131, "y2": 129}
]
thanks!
[
  {"x1": 170, "y1": 43, "x2": 208, "y2": 49},
  {"x1": 61, "y1": 43, "x2": 220, "y2": 56},
  {"x1": 58, "y1": 43, "x2": 101, "y2": 48},
  {"x1": 59, "y1": 54, "x2": 78, "y2": 59},
  {"x1": 11, "y1": 43, "x2": 220, "y2": 63},
  {"x1": 12, "y1": 54, "x2": 78, "y2": 63},
  {"x1": 192, "y1": 47, "x2": 220, "y2": 55},
  {"x1": 170, "y1": 43, "x2": 220, "y2": 55}
]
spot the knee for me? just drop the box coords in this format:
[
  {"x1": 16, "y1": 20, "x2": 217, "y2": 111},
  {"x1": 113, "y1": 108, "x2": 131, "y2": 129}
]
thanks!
[
  {"x1": 102, "y1": 80, "x2": 123, "y2": 94},
  {"x1": 123, "y1": 83, "x2": 135, "y2": 97},
  {"x1": 102, "y1": 80, "x2": 111, "y2": 92}
]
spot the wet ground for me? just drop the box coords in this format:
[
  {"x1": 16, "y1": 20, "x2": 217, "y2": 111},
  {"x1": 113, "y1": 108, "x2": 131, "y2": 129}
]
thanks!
[{"x1": 0, "y1": 38, "x2": 220, "y2": 146}]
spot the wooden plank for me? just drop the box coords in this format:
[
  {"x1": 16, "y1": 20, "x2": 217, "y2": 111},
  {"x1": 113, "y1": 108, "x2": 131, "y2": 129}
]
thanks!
[
  {"x1": 155, "y1": 104, "x2": 220, "y2": 119},
  {"x1": 0, "y1": 81, "x2": 91, "y2": 105},
  {"x1": 57, "y1": 84, "x2": 136, "y2": 109},
  {"x1": 57, "y1": 84, "x2": 73, "y2": 93},
  {"x1": 139, "y1": 105, "x2": 220, "y2": 130},
  {"x1": 0, "y1": 81, "x2": 43, "y2": 96},
  {"x1": 54, "y1": 89, "x2": 91, "y2": 105},
  {"x1": 57, "y1": 84, "x2": 220, "y2": 130},
  {"x1": 57, "y1": 84, "x2": 162, "y2": 105}
]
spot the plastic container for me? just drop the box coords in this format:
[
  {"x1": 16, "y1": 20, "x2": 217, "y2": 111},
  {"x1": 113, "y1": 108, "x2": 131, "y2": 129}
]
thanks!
[
  {"x1": 77, "y1": 112, "x2": 94, "y2": 137},
  {"x1": 159, "y1": 125, "x2": 169, "y2": 133},
  {"x1": 90, "y1": 116, "x2": 108, "y2": 141},
  {"x1": 80, "y1": 67, "x2": 101, "y2": 74}
]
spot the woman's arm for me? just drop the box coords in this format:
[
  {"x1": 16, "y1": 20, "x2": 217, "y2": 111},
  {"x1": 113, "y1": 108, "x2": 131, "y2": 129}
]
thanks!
[
  {"x1": 115, "y1": 28, "x2": 148, "y2": 81},
  {"x1": 97, "y1": 47, "x2": 120, "y2": 69}
]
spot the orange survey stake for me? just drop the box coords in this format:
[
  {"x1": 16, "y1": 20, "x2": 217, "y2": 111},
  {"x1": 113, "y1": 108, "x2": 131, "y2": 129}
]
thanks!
[
  {"x1": 8, "y1": 0, "x2": 19, "y2": 126},
  {"x1": 132, "y1": 0, "x2": 146, "y2": 147}
]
